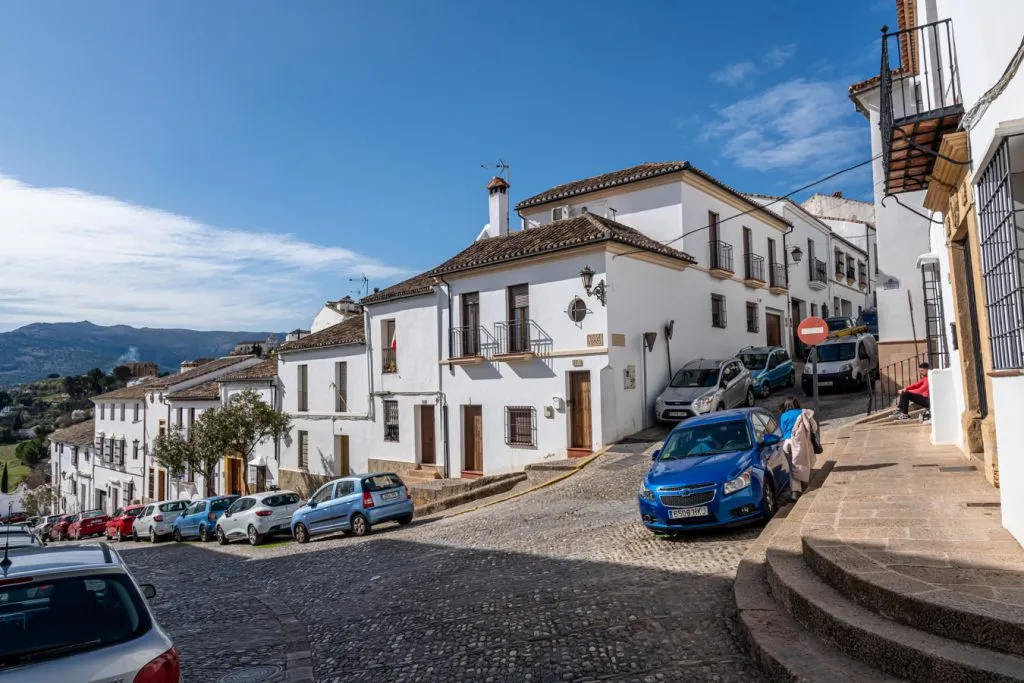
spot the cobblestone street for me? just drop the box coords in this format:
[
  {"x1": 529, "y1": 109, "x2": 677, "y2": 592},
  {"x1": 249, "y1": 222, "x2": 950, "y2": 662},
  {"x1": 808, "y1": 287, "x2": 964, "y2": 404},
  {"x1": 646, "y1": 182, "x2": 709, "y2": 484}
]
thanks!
[{"x1": 113, "y1": 447, "x2": 769, "y2": 682}]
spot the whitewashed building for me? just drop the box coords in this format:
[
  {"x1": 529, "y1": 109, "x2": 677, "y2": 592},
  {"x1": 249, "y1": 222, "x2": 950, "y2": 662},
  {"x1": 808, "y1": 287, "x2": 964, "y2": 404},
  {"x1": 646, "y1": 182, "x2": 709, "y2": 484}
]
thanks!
[
  {"x1": 217, "y1": 358, "x2": 282, "y2": 494},
  {"x1": 49, "y1": 419, "x2": 99, "y2": 514}
]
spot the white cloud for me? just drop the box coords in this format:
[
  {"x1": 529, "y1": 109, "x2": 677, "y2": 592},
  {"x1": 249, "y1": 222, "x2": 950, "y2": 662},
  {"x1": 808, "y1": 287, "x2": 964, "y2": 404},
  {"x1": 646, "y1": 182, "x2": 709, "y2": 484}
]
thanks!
[
  {"x1": 710, "y1": 62, "x2": 756, "y2": 87},
  {"x1": 762, "y1": 44, "x2": 796, "y2": 68},
  {"x1": 700, "y1": 78, "x2": 865, "y2": 172},
  {"x1": 0, "y1": 175, "x2": 413, "y2": 331}
]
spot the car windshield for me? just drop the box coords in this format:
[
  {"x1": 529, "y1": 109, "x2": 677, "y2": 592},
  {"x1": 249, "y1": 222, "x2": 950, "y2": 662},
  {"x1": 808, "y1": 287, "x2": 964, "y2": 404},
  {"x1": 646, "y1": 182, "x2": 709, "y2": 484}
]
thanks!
[
  {"x1": 815, "y1": 343, "x2": 856, "y2": 362},
  {"x1": 669, "y1": 367, "x2": 719, "y2": 388},
  {"x1": 860, "y1": 311, "x2": 877, "y2": 326},
  {"x1": 0, "y1": 574, "x2": 151, "y2": 667},
  {"x1": 658, "y1": 420, "x2": 753, "y2": 458},
  {"x1": 825, "y1": 319, "x2": 849, "y2": 331},
  {"x1": 210, "y1": 499, "x2": 233, "y2": 512},
  {"x1": 738, "y1": 354, "x2": 768, "y2": 371},
  {"x1": 363, "y1": 474, "x2": 403, "y2": 492}
]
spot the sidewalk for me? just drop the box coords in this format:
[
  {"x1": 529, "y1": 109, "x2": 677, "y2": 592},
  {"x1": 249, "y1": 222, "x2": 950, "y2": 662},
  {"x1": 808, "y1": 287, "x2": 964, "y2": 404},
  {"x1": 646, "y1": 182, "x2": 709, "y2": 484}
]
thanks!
[{"x1": 736, "y1": 417, "x2": 1024, "y2": 681}]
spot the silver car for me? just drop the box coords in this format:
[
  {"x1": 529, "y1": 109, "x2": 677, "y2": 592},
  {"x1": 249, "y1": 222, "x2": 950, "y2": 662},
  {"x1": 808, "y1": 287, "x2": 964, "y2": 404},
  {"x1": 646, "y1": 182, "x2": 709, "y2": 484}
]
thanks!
[
  {"x1": 216, "y1": 490, "x2": 303, "y2": 546},
  {"x1": 132, "y1": 500, "x2": 189, "y2": 543},
  {"x1": 655, "y1": 358, "x2": 754, "y2": 422},
  {"x1": 0, "y1": 543, "x2": 177, "y2": 682}
]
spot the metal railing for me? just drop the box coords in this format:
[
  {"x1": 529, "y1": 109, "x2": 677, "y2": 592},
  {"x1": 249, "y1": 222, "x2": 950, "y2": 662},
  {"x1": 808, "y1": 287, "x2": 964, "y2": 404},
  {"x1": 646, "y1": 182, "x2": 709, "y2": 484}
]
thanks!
[
  {"x1": 810, "y1": 258, "x2": 827, "y2": 284},
  {"x1": 769, "y1": 263, "x2": 787, "y2": 289},
  {"x1": 494, "y1": 319, "x2": 536, "y2": 355},
  {"x1": 870, "y1": 352, "x2": 927, "y2": 414},
  {"x1": 450, "y1": 325, "x2": 485, "y2": 358},
  {"x1": 744, "y1": 253, "x2": 765, "y2": 282},
  {"x1": 708, "y1": 240, "x2": 734, "y2": 273},
  {"x1": 835, "y1": 261, "x2": 845, "y2": 278},
  {"x1": 846, "y1": 265, "x2": 856, "y2": 281},
  {"x1": 381, "y1": 347, "x2": 397, "y2": 374}
]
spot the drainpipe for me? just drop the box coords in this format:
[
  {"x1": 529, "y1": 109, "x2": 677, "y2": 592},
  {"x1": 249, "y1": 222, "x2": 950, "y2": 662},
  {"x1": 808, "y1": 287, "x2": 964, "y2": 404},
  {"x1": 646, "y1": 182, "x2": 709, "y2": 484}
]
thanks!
[
  {"x1": 437, "y1": 275, "x2": 453, "y2": 478},
  {"x1": 783, "y1": 219, "x2": 795, "y2": 354},
  {"x1": 363, "y1": 308, "x2": 375, "y2": 422}
]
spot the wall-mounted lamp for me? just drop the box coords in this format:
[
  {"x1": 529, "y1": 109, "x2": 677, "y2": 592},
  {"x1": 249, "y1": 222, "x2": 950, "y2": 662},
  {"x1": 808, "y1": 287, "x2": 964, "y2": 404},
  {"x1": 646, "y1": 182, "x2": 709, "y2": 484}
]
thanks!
[
  {"x1": 790, "y1": 245, "x2": 804, "y2": 264},
  {"x1": 579, "y1": 265, "x2": 607, "y2": 306}
]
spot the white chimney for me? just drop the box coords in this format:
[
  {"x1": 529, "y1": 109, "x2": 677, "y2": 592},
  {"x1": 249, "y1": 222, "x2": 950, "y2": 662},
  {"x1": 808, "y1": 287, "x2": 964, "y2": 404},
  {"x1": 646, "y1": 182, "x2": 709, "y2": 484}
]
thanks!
[{"x1": 487, "y1": 176, "x2": 509, "y2": 236}]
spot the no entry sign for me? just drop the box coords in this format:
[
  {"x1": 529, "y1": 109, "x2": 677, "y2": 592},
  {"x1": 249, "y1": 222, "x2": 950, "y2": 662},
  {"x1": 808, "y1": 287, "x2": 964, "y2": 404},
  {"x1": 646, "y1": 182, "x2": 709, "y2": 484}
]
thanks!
[{"x1": 797, "y1": 316, "x2": 829, "y2": 346}]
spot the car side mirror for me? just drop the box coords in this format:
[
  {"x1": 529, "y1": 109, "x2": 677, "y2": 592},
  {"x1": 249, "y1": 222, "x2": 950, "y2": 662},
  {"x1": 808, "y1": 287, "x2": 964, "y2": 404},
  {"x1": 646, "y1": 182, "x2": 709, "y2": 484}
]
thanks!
[
  {"x1": 140, "y1": 584, "x2": 157, "y2": 600},
  {"x1": 650, "y1": 448, "x2": 661, "y2": 461},
  {"x1": 761, "y1": 433, "x2": 781, "y2": 447},
  {"x1": 308, "y1": 500, "x2": 317, "y2": 508},
  {"x1": 224, "y1": 510, "x2": 232, "y2": 518}
]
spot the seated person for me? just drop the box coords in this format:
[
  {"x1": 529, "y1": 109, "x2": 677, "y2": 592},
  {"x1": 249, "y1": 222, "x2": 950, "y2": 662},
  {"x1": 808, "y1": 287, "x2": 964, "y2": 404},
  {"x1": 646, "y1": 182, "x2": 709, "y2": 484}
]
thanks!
[{"x1": 894, "y1": 362, "x2": 930, "y2": 420}]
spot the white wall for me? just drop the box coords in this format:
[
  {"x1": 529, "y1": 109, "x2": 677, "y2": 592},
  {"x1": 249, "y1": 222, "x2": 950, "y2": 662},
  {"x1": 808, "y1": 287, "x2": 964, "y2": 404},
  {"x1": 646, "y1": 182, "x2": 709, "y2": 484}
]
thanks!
[
  {"x1": 993, "y1": 376, "x2": 1024, "y2": 546},
  {"x1": 311, "y1": 305, "x2": 346, "y2": 334}
]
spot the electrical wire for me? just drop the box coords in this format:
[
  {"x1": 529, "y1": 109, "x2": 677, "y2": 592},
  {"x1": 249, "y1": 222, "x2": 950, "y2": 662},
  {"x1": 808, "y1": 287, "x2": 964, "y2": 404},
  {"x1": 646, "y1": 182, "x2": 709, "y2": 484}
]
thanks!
[
  {"x1": 612, "y1": 154, "x2": 881, "y2": 259},
  {"x1": 880, "y1": 193, "x2": 944, "y2": 224}
]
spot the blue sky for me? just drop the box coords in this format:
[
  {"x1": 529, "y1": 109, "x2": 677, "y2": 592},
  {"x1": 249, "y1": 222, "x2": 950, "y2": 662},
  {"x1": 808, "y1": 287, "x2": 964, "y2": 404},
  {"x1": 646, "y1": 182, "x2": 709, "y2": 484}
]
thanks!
[{"x1": 0, "y1": 1, "x2": 895, "y2": 332}]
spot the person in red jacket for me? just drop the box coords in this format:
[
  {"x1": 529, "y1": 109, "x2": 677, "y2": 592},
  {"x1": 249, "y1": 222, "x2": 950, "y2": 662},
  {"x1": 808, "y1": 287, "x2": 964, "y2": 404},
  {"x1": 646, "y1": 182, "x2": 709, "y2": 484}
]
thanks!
[{"x1": 894, "y1": 362, "x2": 930, "y2": 420}]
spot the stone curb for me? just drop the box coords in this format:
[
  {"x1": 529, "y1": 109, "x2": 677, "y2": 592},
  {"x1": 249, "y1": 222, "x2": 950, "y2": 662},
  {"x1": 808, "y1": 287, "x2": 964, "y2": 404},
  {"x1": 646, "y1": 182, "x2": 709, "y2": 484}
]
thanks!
[
  {"x1": 257, "y1": 594, "x2": 315, "y2": 683},
  {"x1": 414, "y1": 472, "x2": 527, "y2": 517}
]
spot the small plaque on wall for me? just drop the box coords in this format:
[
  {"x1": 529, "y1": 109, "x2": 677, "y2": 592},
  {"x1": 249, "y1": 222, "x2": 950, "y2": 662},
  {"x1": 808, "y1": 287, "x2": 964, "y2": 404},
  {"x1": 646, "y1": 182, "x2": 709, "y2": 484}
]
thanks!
[
  {"x1": 611, "y1": 333, "x2": 626, "y2": 347},
  {"x1": 587, "y1": 333, "x2": 604, "y2": 347},
  {"x1": 572, "y1": 359, "x2": 584, "y2": 367}
]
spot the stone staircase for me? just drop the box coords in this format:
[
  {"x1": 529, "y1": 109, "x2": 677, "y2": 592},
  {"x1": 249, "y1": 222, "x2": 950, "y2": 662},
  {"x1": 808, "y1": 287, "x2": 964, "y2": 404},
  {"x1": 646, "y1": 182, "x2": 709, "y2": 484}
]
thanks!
[{"x1": 735, "y1": 419, "x2": 1024, "y2": 682}]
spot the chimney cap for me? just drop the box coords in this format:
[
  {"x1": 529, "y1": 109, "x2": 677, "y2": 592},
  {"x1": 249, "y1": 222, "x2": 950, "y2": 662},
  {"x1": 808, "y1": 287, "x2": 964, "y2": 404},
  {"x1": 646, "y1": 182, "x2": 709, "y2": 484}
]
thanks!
[
  {"x1": 487, "y1": 176, "x2": 510, "y2": 192},
  {"x1": 832, "y1": 191, "x2": 843, "y2": 198}
]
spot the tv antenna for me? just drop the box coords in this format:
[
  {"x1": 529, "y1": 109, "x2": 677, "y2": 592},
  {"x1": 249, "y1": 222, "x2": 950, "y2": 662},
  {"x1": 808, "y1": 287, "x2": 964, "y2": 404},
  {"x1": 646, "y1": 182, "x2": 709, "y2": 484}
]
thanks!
[
  {"x1": 481, "y1": 158, "x2": 510, "y2": 184},
  {"x1": 348, "y1": 273, "x2": 370, "y2": 298}
]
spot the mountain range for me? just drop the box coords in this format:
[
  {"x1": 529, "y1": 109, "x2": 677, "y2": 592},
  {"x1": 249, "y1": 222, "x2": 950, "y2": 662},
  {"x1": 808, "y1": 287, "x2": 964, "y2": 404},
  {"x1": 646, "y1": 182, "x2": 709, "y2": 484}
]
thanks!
[{"x1": 0, "y1": 321, "x2": 279, "y2": 386}]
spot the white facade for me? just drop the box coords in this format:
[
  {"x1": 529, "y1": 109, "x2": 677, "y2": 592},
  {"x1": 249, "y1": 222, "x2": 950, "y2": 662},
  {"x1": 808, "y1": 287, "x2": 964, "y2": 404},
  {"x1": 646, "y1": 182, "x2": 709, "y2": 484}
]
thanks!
[{"x1": 89, "y1": 398, "x2": 146, "y2": 512}]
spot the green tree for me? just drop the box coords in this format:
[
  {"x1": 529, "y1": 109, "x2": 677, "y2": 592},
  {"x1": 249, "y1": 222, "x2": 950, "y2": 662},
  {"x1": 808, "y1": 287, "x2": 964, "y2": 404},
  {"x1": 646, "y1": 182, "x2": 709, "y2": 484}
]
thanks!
[
  {"x1": 86, "y1": 368, "x2": 105, "y2": 393},
  {"x1": 213, "y1": 389, "x2": 291, "y2": 468},
  {"x1": 153, "y1": 416, "x2": 230, "y2": 496},
  {"x1": 20, "y1": 484, "x2": 54, "y2": 516},
  {"x1": 111, "y1": 365, "x2": 133, "y2": 384},
  {"x1": 15, "y1": 440, "x2": 45, "y2": 467},
  {"x1": 1, "y1": 464, "x2": 9, "y2": 494}
]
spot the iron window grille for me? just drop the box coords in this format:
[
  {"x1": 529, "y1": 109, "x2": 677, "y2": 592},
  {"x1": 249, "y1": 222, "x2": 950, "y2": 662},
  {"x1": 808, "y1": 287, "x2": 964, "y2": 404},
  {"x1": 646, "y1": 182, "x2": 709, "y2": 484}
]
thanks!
[
  {"x1": 744, "y1": 253, "x2": 765, "y2": 282},
  {"x1": 810, "y1": 258, "x2": 828, "y2": 284},
  {"x1": 118, "y1": 439, "x2": 126, "y2": 466},
  {"x1": 708, "y1": 240, "x2": 734, "y2": 273},
  {"x1": 921, "y1": 261, "x2": 949, "y2": 369},
  {"x1": 383, "y1": 400, "x2": 400, "y2": 442},
  {"x1": 770, "y1": 263, "x2": 787, "y2": 290},
  {"x1": 297, "y1": 430, "x2": 309, "y2": 469},
  {"x1": 977, "y1": 134, "x2": 1024, "y2": 369},
  {"x1": 711, "y1": 294, "x2": 727, "y2": 329},
  {"x1": 746, "y1": 303, "x2": 759, "y2": 333},
  {"x1": 505, "y1": 406, "x2": 537, "y2": 447}
]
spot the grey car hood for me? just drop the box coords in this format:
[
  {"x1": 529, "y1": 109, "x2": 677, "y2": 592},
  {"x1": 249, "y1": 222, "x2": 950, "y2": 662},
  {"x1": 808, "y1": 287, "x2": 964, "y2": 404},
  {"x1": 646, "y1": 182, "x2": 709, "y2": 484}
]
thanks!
[{"x1": 659, "y1": 385, "x2": 716, "y2": 403}]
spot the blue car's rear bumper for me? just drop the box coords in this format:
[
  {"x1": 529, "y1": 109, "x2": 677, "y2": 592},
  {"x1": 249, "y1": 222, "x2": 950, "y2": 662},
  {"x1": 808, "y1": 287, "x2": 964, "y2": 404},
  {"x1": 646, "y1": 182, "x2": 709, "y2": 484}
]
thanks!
[
  {"x1": 638, "y1": 482, "x2": 766, "y2": 531},
  {"x1": 369, "y1": 500, "x2": 414, "y2": 524}
]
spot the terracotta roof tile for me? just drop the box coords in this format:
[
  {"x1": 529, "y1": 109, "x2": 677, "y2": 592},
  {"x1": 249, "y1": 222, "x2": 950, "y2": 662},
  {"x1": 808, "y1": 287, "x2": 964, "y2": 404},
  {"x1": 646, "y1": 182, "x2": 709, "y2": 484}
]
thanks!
[
  {"x1": 218, "y1": 358, "x2": 279, "y2": 381},
  {"x1": 49, "y1": 419, "x2": 95, "y2": 448},
  {"x1": 425, "y1": 213, "x2": 695, "y2": 278},
  {"x1": 514, "y1": 161, "x2": 790, "y2": 226},
  {"x1": 167, "y1": 380, "x2": 221, "y2": 401},
  {"x1": 278, "y1": 315, "x2": 366, "y2": 353},
  {"x1": 359, "y1": 273, "x2": 436, "y2": 306},
  {"x1": 141, "y1": 356, "x2": 253, "y2": 389}
]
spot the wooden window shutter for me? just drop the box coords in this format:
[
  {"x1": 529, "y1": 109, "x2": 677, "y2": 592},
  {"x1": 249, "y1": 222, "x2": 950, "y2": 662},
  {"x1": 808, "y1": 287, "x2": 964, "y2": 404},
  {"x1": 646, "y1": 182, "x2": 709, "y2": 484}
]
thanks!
[
  {"x1": 509, "y1": 284, "x2": 529, "y2": 309},
  {"x1": 336, "y1": 362, "x2": 348, "y2": 412}
]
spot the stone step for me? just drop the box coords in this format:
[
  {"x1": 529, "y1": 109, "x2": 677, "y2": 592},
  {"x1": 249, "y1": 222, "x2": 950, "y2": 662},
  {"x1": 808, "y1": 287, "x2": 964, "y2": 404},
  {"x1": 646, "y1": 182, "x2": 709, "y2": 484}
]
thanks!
[
  {"x1": 766, "y1": 547, "x2": 1024, "y2": 682},
  {"x1": 803, "y1": 536, "x2": 1024, "y2": 658}
]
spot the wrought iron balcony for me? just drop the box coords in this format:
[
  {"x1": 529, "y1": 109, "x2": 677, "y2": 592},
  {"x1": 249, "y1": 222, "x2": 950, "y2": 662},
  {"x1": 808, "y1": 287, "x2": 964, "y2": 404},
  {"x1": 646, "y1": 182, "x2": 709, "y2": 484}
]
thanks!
[
  {"x1": 494, "y1": 319, "x2": 540, "y2": 359},
  {"x1": 769, "y1": 263, "x2": 788, "y2": 291},
  {"x1": 744, "y1": 253, "x2": 765, "y2": 283},
  {"x1": 450, "y1": 325, "x2": 484, "y2": 358},
  {"x1": 381, "y1": 347, "x2": 397, "y2": 374},
  {"x1": 809, "y1": 258, "x2": 828, "y2": 285},
  {"x1": 846, "y1": 265, "x2": 856, "y2": 282},
  {"x1": 708, "y1": 240, "x2": 734, "y2": 276},
  {"x1": 879, "y1": 19, "x2": 963, "y2": 195}
]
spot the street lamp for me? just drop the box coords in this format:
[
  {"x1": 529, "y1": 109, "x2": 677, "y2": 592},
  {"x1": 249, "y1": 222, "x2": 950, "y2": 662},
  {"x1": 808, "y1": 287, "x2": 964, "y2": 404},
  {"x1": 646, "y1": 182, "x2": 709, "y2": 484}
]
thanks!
[
  {"x1": 790, "y1": 245, "x2": 804, "y2": 264},
  {"x1": 579, "y1": 265, "x2": 607, "y2": 306}
]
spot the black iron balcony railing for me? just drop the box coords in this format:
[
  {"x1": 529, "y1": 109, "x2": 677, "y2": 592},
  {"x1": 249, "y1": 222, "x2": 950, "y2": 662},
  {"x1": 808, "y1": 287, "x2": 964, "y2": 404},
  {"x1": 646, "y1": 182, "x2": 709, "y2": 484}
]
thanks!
[
  {"x1": 846, "y1": 266, "x2": 856, "y2": 281},
  {"x1": 769, "y1": 263, "x2": 787, "y2": 290},
  {"x1": 744, "y1": 253, "x2": 765, "y2": 282},
  {"x1": 858, "y1": 267, "x2": 868, "y2": 286},
  {"x1": 708, "y1": 240, "x2": 734, "y2": 273},
  {"x1": 494, "y1": 319, "x2": 539, "y2": 356},
  {"x1": 450, "y1": 325, "x2": 485, "y2": 358},
  {"x1": 810, "y1": 258, "x2": 828, "y2": 284},
  {"x1": 879, "y1": 19, "x2": 963, "y2": 195},
  {"x1": 381, "y1": 347, "x2": 397, "y2": 374},
  {"x1": 835, "y1": 261, "x2": 845, "y2": 278}
]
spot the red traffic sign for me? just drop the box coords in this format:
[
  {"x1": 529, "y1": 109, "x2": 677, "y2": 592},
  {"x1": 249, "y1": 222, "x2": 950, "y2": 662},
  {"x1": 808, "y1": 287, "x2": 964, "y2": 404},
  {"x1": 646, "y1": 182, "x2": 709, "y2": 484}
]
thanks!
[{"x1": 797, "y1": 316, "x2": 830, "y2": 346}]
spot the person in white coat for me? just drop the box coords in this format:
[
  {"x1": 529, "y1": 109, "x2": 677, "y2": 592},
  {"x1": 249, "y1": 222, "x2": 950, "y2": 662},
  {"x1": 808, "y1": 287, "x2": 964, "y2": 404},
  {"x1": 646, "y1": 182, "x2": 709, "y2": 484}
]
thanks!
[{"x1": 778, "y1": 397, "x2": 819, "y2": 500}]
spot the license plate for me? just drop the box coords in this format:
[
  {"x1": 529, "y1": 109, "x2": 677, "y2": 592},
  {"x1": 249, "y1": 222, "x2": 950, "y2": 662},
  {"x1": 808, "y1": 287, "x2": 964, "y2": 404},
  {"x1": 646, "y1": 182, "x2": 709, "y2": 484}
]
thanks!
[
  {"x1": 381, "y1": 491, "x2": 400, "y2": 501},
  {"x1": 818, "y1": 381, "x2": 833, "y2": 387},
  {"x1": 669, "y1": 506, "x2": 709, "y2": 519},
  {"x1": 668, "y1": 411, "x2": 687, "y2": 418}
]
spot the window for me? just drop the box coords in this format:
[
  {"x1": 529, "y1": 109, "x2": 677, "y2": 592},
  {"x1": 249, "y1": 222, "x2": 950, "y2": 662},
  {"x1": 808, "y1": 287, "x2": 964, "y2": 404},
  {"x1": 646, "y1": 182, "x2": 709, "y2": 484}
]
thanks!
[
  {"x1": 711, "y1": 294, "x2": 727, "y2": 328},
  {"x1": 833, "y1": 297, "x2": 841, "y2": 314},
  {"x1": 505, "y1": 407, "x2": 536, "y2": 447},
  {"x1": 132, "y1": 441, "x2": 139, "y2": 460},
  {"x1": 120, "y1": 404, "x2": 125, "y2": 421},
  {"x1": 263, "y1": 492, "x2": 301, "y2": 507},
  {"x1": 746, "y1": 302, "x2": 759, "y2": 333},
  {"x1": 382, "y1": 319, "x2": 397, "y2": 373},
  {"x1": 811, "y1": 303, "x2": 818, "y2": 317},
  {"x1": 335, "y1": 361, "x2": 348, "y2": 412},
  {"x1": 383, "y1": 400, "x2": 399, "y2": 442},
  {"x1": 133, "y1": 404, "x2": 139, "y2": 422},
  {"x1": 188, "y1": 408, "x2": 195, "y2": 429},
  {"x1": 159, "y1": 501, "x2": 188, "y2": 513},
  {"x1": 767, "y1": 237, "x2": 777, "y2": 267},
  {"x1": 507, "y1": 284, "x2": 530, "y2": 353},
  {"x1": 363, "y1": 473, "x2": 403, "y2": 491},
  {"x1": 297, "y1": 431, "x2": 309, "y2": 469},
  {"x1": 297, "y1": 364, "x2": 308, "y2": 412},
  {"x1": 552, "y1": 206, "x2": 567, "y2": 221},
  {"x1": 71, "y1": 447, "x2": 78, "y2": 467},
  {"x1": 334, "y1": 481, "x2": 355, "y2": 498},
  {"x1": 460, "y1": 292, "x2": 481, "y2": 356},
  {"x1": 100, "y1": 404, "x2": 105, "y2": 420},
  {"x1": 708, "y1": 211, "x2": 719, "y2": 243},
  {"x1": 175, "y1": 408, "x2": 183, "y2": 425},
  {"x1": 721, "y1": 362, "x2": 740, "y2": 383},
  {"x1": 118, "y1": 439, "x2": 126, "y2": 465},
  {"x1": 310, "y1": 485, "x2": 333, "y2": 505}
]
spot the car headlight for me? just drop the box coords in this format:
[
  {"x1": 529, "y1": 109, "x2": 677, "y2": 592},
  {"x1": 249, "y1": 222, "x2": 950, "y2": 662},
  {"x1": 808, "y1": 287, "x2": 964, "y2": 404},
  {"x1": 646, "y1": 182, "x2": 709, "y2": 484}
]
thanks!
[
  {"x1": 638, "y1": 484, "x2": 655, "y2": 502},
  {"x1": 839, "y1": 363, "x2": 852, "y2": 372},
  {"x1": 692, "y1": 394, "x2": 715, "y2": 413},
  {"x1": 802, "y1": 364, "x2": 811, "y2": 374},
  {"x1": 655, "y1": 396, "x2": 665, "y2": 407},
  {"x1": 723, "y1": 467, "x2": 753, "y2": 495}
]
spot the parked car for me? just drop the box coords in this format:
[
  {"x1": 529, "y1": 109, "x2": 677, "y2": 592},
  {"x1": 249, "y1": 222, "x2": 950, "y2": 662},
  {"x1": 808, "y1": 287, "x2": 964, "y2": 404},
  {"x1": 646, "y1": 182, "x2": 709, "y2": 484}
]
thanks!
[
  {"x1": 637, "y1": 408, "x2": 792, "y2": 533},
  {"x1": 105, "y1": 505, "x2": 145, "y2": 542},
  {"x1": 291, "y1": 474, "x2": 414, "y2": 543},
  {"x1": 737, "y1": 346, "x2": 795, "y2": 397},
  {"x1": 0, "y1": 543, "x2": 179, "y2": 681},
  {"x1": 802, "y1": 333, "x2": 879, "y2": 394},
  {"x1": 654, "y1": 358, "x2": 754, "y2": 422},
  {"x1": 857, "y1": 307, "x2": 879, "y2": 340},
  {"x1": 0, "y1": 524, "x2": 44, "y2": 548},
  {"x1": 0, "y1": 511, "x2": 29, "y2": 524},
  {"x1": 217, "y1": 491, "x2": 303, "y2": 546},
  {"x1": 67, "y1": 510, "x2": 109, "y2": 540},
  {"x1": 49, "y1": 514, "x2": 78, "y2": 542},
  {"x1": 171, "y1": 495, "x2": 237, "y2": 542},
  {"x1": 824, "y1": 316, "x2": 856, "y2": 332},
  {"x1": 36, "y1": 515, "x2": 61, "y2": 540},
  {"x1": 132, "y1": 500, "x2": 189, "y2": 543}
]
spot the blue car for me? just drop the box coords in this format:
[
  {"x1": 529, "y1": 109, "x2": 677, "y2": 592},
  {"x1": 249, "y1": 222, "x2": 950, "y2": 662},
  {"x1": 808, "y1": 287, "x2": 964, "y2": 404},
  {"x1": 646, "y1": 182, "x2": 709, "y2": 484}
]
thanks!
[
  {"x1": 738, "y1": 346, "x2": 795, "y2": 397},
  {"x1": 638, "y1": 408, "x2": 792, "y2": 533},
  {"x1": 291, "y1": 472, "x2": 414, "y2": 543},
  {"x1": 172, "y1": 495, "x2": 238, "y2": 542}
]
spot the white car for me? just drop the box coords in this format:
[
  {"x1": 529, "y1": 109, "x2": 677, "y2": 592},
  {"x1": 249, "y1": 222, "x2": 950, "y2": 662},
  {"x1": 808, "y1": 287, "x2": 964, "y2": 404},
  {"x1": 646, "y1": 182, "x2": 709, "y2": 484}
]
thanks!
[
  {"x1": 216, "y1": 491, "x2": 303, "y2": 546},
  {"x1": 132, "y1": 500, "x2": 189, "y2": 543}
]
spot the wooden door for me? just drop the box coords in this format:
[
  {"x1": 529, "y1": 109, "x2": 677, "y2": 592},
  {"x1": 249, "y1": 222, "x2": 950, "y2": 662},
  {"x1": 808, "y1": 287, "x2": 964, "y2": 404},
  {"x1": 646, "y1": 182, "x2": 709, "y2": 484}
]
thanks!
[
  {"x1": 334, "y1": 435, "x2": 350, "y2": 476},
  {"x1": 766, "y1": 312, "x2": 782, "y2": 347},
  {"x1": 790, "y1": 300, "x2": 802, "y2": 357},
  {"x1": 111, "y1": 489, "x2": 119, "y2": 515},
  {"x1": 157, "y1": 470, "x2": 166, "y2": 501},
  {"x1": 463, "y1": 406, "x2": 483, "y2": 472},
  {"x1": 569, "y1": 371, "x2": 593, "y2": 450},
  {"x1": 225, "y1": 458, "x2": 243, "y2": 496},
  {"x1": 420, "y1": 406, "x2": 436, "y2": 465}
]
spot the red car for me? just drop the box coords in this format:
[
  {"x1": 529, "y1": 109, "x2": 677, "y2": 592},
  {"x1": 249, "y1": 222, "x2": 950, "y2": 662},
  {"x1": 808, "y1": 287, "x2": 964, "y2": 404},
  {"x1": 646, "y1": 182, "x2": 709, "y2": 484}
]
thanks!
[
  {"x1": 68, "y1": 510, "x2": 108, "y2": 540},
  {"x1": 49, "y1": 513, "x2": 78, "y2": 541},
  {"x1": 106, "y1": 505, "x2": 145, "y2": 542}
]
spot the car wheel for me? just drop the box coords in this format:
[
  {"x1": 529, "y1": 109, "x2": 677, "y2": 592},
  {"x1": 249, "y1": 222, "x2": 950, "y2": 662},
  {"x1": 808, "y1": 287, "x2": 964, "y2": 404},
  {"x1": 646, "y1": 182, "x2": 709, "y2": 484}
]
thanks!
[
  {"x1": 247, "y1": 525, "x2": 263, "y2": 546},
  {"x1": 397, "y1": 514, "x2": 413, "y2": 526},
  {"x1": 132, "y1": 530, "x2": 139, "y2": 543},
  {"x1": 116, "y1": 528, "x2": 124, "y2": 543},
  {"x1": 149, "y1": 527, "x2": 158, "y2": 544},
  {"x1": 294, "y1": 523, "x2": 310, "y2": 544},
  {"x1": 216, "y1": 526, "x2": 229, "y2": 545},
  {"x1": 199, "y1": 525, "x2": 209, "y2": 543},
  {"x1": 746, "y1": 388, "x2": 756, "y2": 406},
  {"x1": 172, "y1": 528, "x2": 183, "y2": 543},
  {"x1": 761, "y1": 477, "x2": 778, "y2": 523},
  {"x1": 349, "y1": 513, "x2": 371, "y2": 537},
  {"x1": 760, "y1": 382, "x2": 770, "y2": 398},
  {"x1": 787, "y1": 371, "x2": 795, "y2": 388}
]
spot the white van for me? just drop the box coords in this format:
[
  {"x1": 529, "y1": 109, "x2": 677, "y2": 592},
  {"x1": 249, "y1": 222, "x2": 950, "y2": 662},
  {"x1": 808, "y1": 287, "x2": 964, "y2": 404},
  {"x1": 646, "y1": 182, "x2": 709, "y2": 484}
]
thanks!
[{"x1": 801, "y1": 333, "x2": 878, "y2": 394}]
